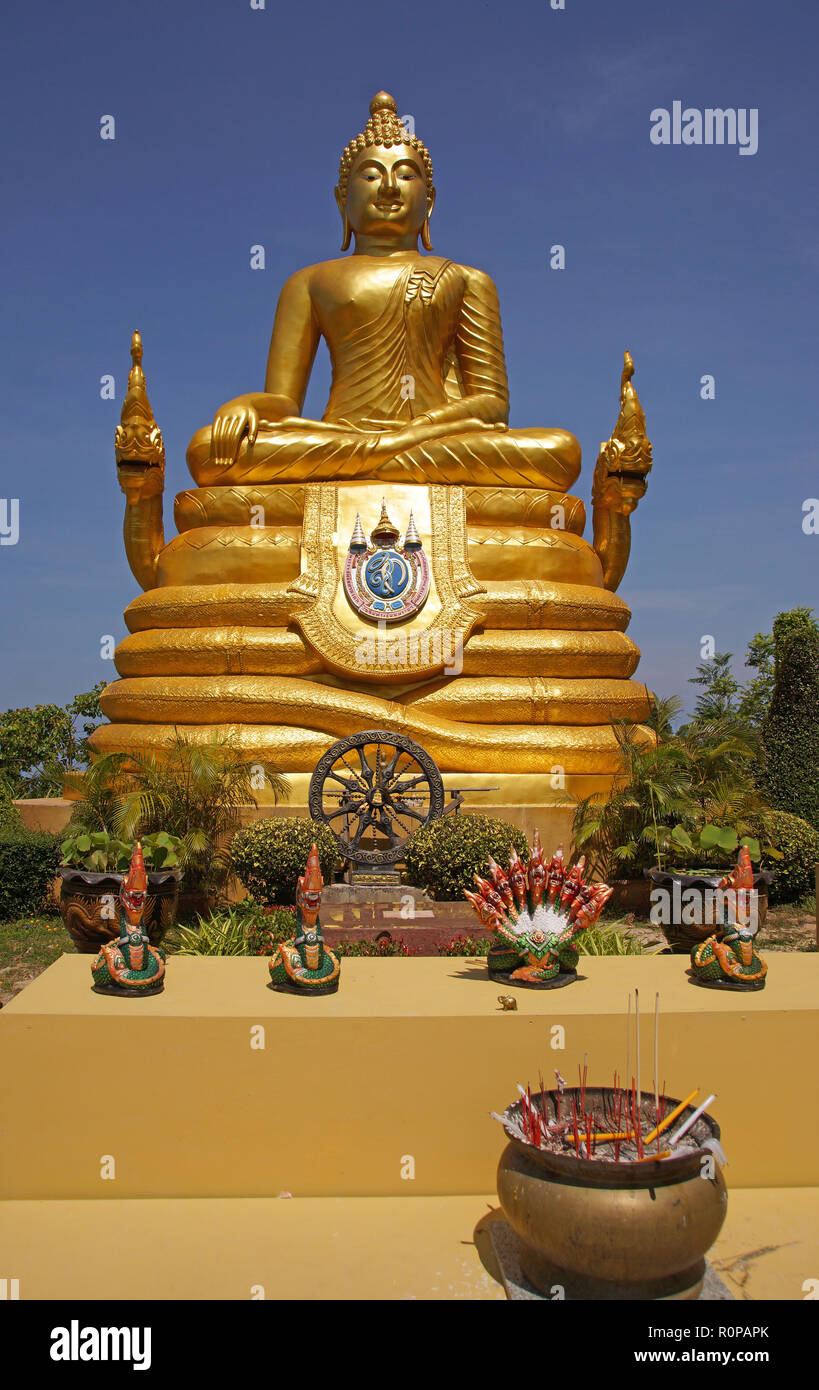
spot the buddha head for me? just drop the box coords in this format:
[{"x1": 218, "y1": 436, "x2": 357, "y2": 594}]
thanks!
[{"x1": 336, "y1": 92, "x2": 436, "y2": 251}]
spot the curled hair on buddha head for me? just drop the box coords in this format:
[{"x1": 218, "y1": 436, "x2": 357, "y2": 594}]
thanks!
[{"x1": 336, "y1": 91, "x2": 435, "y2": 249}]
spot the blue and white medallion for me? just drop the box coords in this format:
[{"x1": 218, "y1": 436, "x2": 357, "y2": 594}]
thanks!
[{"x1": 343, "y1": 501, "x2": 430, "y2": 623}]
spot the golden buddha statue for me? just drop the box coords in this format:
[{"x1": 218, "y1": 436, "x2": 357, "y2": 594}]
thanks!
[{"x1": 92, "y1": 92, "x2": 654, "y2": 806}]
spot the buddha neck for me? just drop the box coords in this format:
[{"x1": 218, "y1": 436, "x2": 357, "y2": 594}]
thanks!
[{"x1": 352, "y1": 232, "x2": 422, "y2": 257}]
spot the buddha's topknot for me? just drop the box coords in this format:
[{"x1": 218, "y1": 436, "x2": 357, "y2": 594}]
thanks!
[{"x1": 337, "y1": 91, "x2": 434, "y2": 199}]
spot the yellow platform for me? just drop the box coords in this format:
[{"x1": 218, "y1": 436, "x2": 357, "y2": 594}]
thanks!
[
  {"x1": 2, "y1": 955, "x2": 817, "y2": 1201},
  {"x1": 1, "y1": 1189, "x2": 815, "y2": 1300}
]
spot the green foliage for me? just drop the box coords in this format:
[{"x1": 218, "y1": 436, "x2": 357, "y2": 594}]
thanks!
[
  {"x1": 669, "y1": 823, "x2": 762, "y2": 862},
  {"x1": 63, "y1": 733, "x2": 289, "y2": 894},
  {"x1": 749, "y1": 810, "x2": 819, "y2": 905},
  {"x1": 230, "y1": 818, "x2": 338, "y2": 905},
  {"x1": 689, "y1": 652, "x2": 742, "y2": 721},
  {"x1": 0, "y1": 683, "x2": 106, "y2": 797},
  {"x1": 760, "y1": 627, "x2": 819, "y2": 830},
  {"x1": 175, "y1": 901, "x2": 298, "y2": 955},
  {"x1": 335, "y1": 936, "x2": 411, "y2": 957},
  {"x1": 572, "y1": 720, "x2": 694, "y2": 876},
  {"x1": 0, "y1": 773, "x2": 23, "y2": 832},
  {"x1": 403, "y1": 813, "x2": 529, "y2": 900},
  {"x1": 575, "y1": 927, "x2": 646, "y2": 956},
  {"x1": 0, "y1": 827, "x2": 62, "y2": 919},
  {"x1": 574, "y1": 705, "x2": 774, "y2": 876},
  {"x1": 437, "y1": 934, "x2": 492, "y2": 956},
  {"x1": 59, "y1": 828, "x2": 181, "y2": 873}
]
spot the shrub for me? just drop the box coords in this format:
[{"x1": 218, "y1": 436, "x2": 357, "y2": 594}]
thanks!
[
  {"x1": 64, "y1": 734, "x2": 289, "y2": 895},
  {"x1": 230, "y1": 818, "x2": 338, "y2": 905},
  {"x1": 760, "y1": 628, "x2": 819, "y2": 830},
  {"x1": 576, "y1": 927, "x2": 646, "y2": 956},
  {"x1": 404, "y1": 814, "x2": 529, "y2": 900},
  {"x1": 175, "y1": 901, "x2": 298, "y2": 955},
  {"x1": 0, "y1": 775, "x2": 23, "y2": 833},
  {"x1": 0, "y1": 827, "x2": 62, "y2": 919},
  {"x1": 750, "y1": 809, "x2": 819, "y2": 904},
  {"x1": 335, "y1": 937, "x2": 411, "y2": 957},
  {"x1": 437, "y1": 934, "x2": 492, "y2": 956}
]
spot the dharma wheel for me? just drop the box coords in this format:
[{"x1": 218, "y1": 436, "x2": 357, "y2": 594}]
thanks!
[{"x1": 308, "y1": 730, "x2": 445, "y2": 866}]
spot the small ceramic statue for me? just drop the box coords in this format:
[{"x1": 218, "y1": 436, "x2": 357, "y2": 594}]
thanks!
[
  {"x1": 269, "y1": 844, "x2": 340, "y2": 994},
  {"x1": 91, "y1": 842, "x2": 166, "y2": 996},
  {"x1": 465, "y1": 833, "x2": 613, "y2": 987},
  {"x1": 690, "y1": 847, "x2": 767, "y2": 989}
]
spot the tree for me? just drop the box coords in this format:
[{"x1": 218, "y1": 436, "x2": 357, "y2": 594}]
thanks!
[
  {"x1": 739, "y1": 609, "x2": 819, "y2": 728},
  {"x1": 760, "y1": 627, "x2": 819, "y2": 830},
  {"x1": 687, "y1": 652, "x2": 741, "y2": 721},
  {"x1": 0, "y1": 682, "x2": 106, "y2": 797}
]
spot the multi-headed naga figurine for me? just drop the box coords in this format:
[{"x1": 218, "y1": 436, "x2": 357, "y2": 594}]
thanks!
[
  {"x1": 465, "y1": 832, "x2": 613, "y2": 987},
  {"x1": 91, "y1": 842, "x2": 166, "y2": 996},
  {"x1": 690, "y1": 847, "x2": 767, "y2": 990},
  {"x1": 268, "y1": 844, "x2": 340, "y2": 994}
]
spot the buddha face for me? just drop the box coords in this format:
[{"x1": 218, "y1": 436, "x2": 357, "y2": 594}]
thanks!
[{"x1": 338, "y1": 144, "x2": 434, "y2": 242}]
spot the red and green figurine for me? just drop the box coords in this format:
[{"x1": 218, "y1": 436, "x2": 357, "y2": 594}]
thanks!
[
  {"x1": 465, "y1": 832, "x2": 613, "y2": 988},
  {"x1": 689, "y1": 847, "x2": 768, "y2": 990},
  {"x1": 268, "y1": 843, "x2": 340, "y2": 995},
  {"x1": 91, "y1": 842, "x2": 166, "y2": 996}
]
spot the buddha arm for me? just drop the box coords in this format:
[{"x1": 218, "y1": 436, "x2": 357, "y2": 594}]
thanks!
[
  {"x1": 431, "y1": 267, "x2": 509, "y2": 427},
  {"x1": 263, "y1": 268, "x2": 320, "y2": 412}
]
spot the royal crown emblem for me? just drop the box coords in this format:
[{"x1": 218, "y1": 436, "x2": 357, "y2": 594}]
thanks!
[{"x1": 343, "y1": 500, "x2": 430, "y2": 623}]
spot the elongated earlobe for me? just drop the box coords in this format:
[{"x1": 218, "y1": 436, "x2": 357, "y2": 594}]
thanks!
[
  {"x1": 421, "y1": 215, "x2": 433, "y2": 251},
  {"x1": 340, "y1": 208, "x2": 352, "y2": 251}
]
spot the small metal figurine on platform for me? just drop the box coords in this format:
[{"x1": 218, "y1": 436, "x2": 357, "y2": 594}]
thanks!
[
  {"x1": 269, "y1": 844, "x2": 340, "y2": 995},
  {"x1": 91, "y1": 842, "x2": 166, "y2": 996},
  {"x1": 689, "y1": 847, "x2": 767, "y2": 990},
  {"x1": 465, "y1": 833, "x2": 613, "y2": 988}
]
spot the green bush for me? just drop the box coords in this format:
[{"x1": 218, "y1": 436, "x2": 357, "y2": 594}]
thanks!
[
  {"x1": 576, "y1": 927, "x2": 646, "y2": 956},
  {"x1": 0, "y1": 827, "x2": 62, "y2": 919},
  {"x1": 750, "y1": 809, "x2": 819, "y2": 904},
  {"x1": 404, "y1": 814, "x2": 530, "y2": 900},
  {"x1": 0, "y1": 775, "x2": 23, "y2": 833},
  {"x1": 437, "y1": 934, "x2": 492, "y2": 956},
  {"x1": 760, "y1": 628, "x2": 819, "y2": 830},
  {"x1": 175, "y1": 901, "x2": 298, "y2": 955},
  {"x1": 230, "y1": 818, "x2": 338, "y2": 905},
  {"x1": 335, "y1": 937, "x2": 411, "y2": 957}
]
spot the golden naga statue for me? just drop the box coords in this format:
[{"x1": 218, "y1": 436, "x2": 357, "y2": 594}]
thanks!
[{"x1": 92, "y1": 92, "x2": 654, "y2": 799}]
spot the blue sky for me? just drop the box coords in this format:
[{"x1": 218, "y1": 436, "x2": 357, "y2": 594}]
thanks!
[{"x1": 1, "y1": 0, "x2": 816, "y2": 717}]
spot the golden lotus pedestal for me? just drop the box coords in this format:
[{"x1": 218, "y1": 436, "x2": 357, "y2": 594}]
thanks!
[
  {"x1": 1, "y1": 955, "x2": 817, "y2": 1299},
  {"x1": 92, "y1": 479, "x2": 654, "y2": 801}
]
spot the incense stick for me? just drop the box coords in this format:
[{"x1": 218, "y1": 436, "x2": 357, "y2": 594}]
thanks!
[
  {"x1": 668, "y1": 1094, "x2": 716, "y2": 1148},
  {"x1": 654, "y1": 992, "x2": 660, "y2": 1151},
  {"x1": 644, "y1": 1088, "x2": 699, "y2": 1145}
]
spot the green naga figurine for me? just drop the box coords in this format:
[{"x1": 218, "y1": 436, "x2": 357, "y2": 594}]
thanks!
[
  {"x1": 690, "y1": 847, "x2": 767, "y2": 990},
  {"x1": 269, "y1": 843, "x2": 340, "y2": 994},
  {"x1": 91, "y1": 842, "x2": 166, "y2": 996}
]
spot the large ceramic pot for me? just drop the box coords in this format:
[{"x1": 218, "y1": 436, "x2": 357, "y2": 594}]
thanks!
[
  {"x1": 496, "y1": 1088, "x2": 727, "y2": 1300},
  {"x1": 645, "y1": 867, "x2": 773, "y2": 953},
  {"x1": 58, "y1": 868, "x2": 180, "y2": 953}
]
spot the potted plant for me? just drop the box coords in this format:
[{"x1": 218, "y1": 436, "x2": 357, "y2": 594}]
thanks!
[
  {"x1": 646, "y1": 823, "x2": 775, "y2": 952},
  {"x1": 58, "y1": 829, "x2": 181, "y2": 952},
  {"x1": 61, "y1": 732, "x2": 289, "y2": 922},
  {"x1": 573, "y1": 704, "x2": 780, "y2": 948}
]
